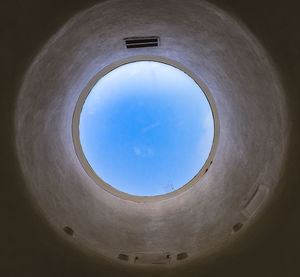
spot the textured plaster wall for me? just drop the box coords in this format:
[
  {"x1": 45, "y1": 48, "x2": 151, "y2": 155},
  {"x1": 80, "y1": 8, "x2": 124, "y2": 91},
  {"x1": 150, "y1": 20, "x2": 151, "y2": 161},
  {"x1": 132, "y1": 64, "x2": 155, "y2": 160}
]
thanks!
[
  {"x1": 1, "y1": 0, "x2": 300, "y2": 276},
  {"x1": 15, "y1": 0, "x2": 289, "y2": 267}
]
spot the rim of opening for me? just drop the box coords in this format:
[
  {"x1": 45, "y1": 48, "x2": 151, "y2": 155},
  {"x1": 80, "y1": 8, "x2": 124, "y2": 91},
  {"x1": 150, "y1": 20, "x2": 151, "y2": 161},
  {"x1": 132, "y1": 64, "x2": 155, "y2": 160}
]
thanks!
[{"x1": 72, "y1": 56, "x2": 220, "y2": 203}]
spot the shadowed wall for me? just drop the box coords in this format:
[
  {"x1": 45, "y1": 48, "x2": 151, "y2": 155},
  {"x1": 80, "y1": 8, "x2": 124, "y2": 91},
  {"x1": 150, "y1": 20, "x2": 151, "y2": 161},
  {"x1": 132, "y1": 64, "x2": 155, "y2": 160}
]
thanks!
[{"x1": 1, "y1": 0, "x2": 299, "y2": 276}]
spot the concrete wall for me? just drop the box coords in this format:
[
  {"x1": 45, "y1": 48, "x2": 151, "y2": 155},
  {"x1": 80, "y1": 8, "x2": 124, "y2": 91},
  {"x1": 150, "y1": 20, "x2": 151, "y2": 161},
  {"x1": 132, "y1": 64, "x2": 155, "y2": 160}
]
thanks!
[{"x1": 1, "y1": 0, "x2": 300, "y2": 276}]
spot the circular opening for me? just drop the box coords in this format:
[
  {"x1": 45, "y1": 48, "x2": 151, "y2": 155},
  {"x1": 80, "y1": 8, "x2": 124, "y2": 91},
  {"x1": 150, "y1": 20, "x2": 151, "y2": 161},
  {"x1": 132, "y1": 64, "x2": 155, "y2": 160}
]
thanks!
[{"x1": 74, "y1": 59, "x2": 217, "y2": 199}]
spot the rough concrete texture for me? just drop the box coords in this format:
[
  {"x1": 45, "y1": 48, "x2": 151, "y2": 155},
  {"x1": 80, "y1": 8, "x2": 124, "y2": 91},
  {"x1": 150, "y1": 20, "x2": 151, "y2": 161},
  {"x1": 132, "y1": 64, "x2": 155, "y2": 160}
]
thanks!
[
  {"x1": 14, "y1": 0, "x2": 289, "y2": 267},
  {"x1": 2, "y1": 0, "x2": 300, "y2": 276}
]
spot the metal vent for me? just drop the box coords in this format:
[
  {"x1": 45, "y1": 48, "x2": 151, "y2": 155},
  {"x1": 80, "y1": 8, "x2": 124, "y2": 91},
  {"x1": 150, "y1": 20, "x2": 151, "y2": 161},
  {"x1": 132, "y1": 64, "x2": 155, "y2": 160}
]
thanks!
[{"x1": 124, "y1": 36, "x2": 159, "y2": 49}]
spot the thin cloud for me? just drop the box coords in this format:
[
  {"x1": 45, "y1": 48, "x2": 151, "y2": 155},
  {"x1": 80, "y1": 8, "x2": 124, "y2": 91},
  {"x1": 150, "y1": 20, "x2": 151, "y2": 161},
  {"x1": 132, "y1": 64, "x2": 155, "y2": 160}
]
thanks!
[
  {"x1": 133, "y1": 146, "x2": 154, "y2": 157},
  {"x1": 142, "y1": 122, "x2": 161, "y2": 133},
  {"x1": 134, "y1": 147, "x2": 141, "y2": 156},
  {"x1": 147, "y1": 148, "x2": 154, "y2": 156}
]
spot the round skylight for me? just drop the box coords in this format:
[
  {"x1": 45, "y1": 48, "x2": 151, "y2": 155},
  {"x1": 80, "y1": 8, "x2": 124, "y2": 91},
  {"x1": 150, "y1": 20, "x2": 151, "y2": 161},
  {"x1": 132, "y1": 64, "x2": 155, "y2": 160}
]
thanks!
[{"x1": 78, "y1": 61, "x2": 214, "y2": 196}]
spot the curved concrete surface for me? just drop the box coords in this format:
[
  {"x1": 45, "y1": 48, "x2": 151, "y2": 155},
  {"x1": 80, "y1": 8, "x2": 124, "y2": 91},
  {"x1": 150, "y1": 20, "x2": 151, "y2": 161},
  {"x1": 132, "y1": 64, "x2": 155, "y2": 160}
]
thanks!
[
  {"x1": 15, "y1": 0, "x2": 289, "y2": 269},
  {"x1": 2, "y1": 0, "x2": 299, "y2": 276}
]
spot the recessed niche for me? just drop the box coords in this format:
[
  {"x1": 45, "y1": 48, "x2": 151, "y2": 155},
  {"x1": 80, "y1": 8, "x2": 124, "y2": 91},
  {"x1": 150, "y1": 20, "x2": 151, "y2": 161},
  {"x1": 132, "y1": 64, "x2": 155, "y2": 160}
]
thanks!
[
  {"x1": 118, "y1": 253, "x2": 129, "y2": 261},
  {"x1": 232, "y1": 222, "x2": 243, "y2": 233},
  {"x1": 63, "y1": 226, "x2": 74, "y2": 236},
  {"x1": 177, "y1": 252, "x2": 188, "y2": 260},
  {"x1": 133, "y1": 253, "x2": 171, "y2": 264}
]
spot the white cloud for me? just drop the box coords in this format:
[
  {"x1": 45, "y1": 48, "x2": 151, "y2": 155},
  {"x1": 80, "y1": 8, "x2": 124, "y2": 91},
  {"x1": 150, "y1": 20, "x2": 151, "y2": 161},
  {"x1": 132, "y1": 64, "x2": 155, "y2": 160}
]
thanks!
[
  {"x1": 147, "y1": 148, "x2": 154, "y2": 156},
  {"x1": 134, "y1": 147, "x2": 141, "y2": 156},
  {"x1": 141, "y1": 122, "x2": 161, "y2": 133},
  {"x1": 133, "y1": 146, "x2": 154, "y2": 157}
]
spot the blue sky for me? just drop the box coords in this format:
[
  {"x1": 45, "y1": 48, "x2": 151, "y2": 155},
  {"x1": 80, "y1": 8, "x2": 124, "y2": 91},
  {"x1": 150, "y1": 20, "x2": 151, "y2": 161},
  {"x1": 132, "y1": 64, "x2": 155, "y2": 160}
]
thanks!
[{"x1": 79, "y1": 61, "x2": 214, "y2": 196}]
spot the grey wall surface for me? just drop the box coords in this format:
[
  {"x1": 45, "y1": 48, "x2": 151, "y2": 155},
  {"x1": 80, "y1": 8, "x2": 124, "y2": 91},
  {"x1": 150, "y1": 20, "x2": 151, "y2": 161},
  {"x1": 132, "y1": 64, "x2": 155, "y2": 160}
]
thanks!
[{"x1": 1, "y1": 0, "x2": 300, "y2": 276}]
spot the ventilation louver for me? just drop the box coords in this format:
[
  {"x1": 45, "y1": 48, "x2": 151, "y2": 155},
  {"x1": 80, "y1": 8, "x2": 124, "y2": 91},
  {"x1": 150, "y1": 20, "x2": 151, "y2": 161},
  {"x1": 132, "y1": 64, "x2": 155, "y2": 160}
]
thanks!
[{"x1": 124, "y1": 36, "x2": 160, "y2": 48}]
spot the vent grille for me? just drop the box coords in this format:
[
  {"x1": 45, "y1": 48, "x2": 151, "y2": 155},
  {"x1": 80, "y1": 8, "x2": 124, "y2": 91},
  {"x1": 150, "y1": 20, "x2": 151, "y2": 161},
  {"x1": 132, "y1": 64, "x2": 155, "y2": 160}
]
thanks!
[{"x1": 124, "y1": 36, "x2": 159, "y2": 49}]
